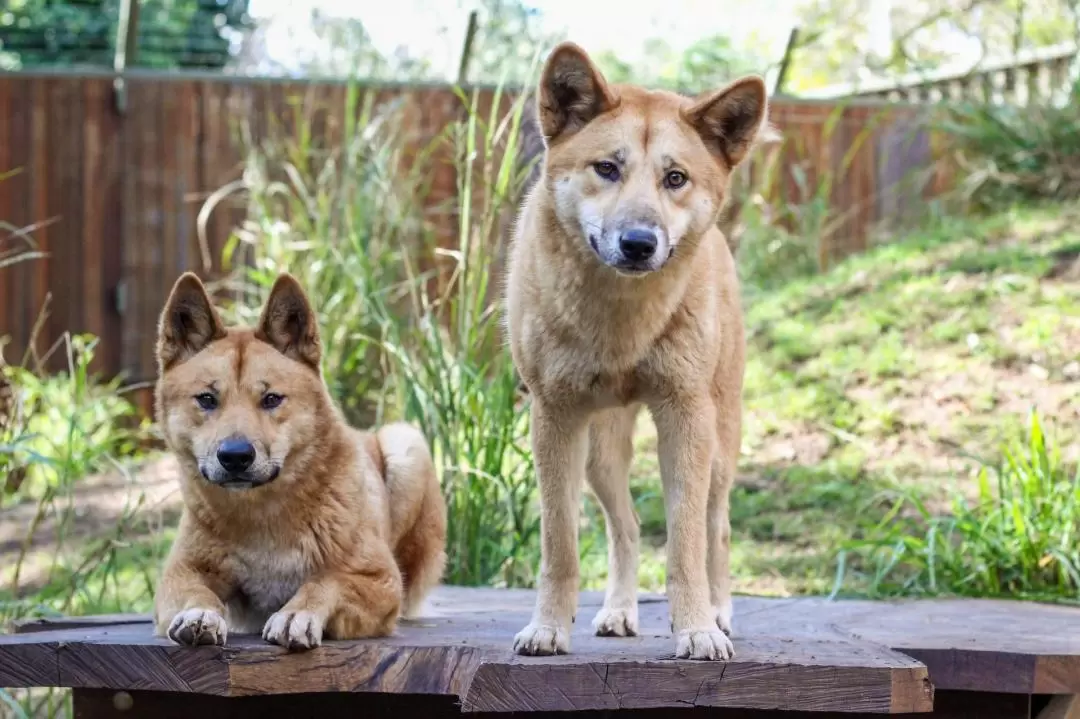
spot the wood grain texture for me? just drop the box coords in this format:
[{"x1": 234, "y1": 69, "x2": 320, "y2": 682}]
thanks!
[
  {"x1": 747, "y1": 595, "x2": 1080, "y2": 695},
  {"x1": 69, "y1": 689, "x2": 1038, "y2": 719},
  {"x1": 7, "y1": 588, "x2": 1080, "y2": 713}
]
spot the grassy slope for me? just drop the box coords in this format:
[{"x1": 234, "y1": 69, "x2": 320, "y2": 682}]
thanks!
[{"x1": 583, "y1": 203, "x2": 1080, "y2": 597}]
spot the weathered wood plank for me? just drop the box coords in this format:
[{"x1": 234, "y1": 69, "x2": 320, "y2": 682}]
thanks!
[
  {"x1": 11, "y1": 613, "x2": 152, "y2": 634},
  {"x1": 68, "y1": 689, "x2": 1037, "y2": 719},
  {"x1": 0, "y1": 630, "x2": 62, "y2": 687},
  {"x1": 9, "y1": 588, "x2": 1080, "y2": 713},
  {"x1": 0, "y1": 621, "x2": 928, "y2": 713},
  {"x1": 742, "y1": 596, "x2": 1080, "y2": 695},
  {"x1": 0, "y1": 589, "x2": 925, "y2": 714}
]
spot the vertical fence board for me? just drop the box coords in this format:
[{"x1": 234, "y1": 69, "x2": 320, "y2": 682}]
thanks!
[
  {"x1": 29, "y1": 77, "x2": 51, "y2": 366},
  {"x1": 3, "y1": 78, "x2": 32, "y2": 364},
  {"x1": 0, "y1": 76, "x2": 12, "y2": 348}
]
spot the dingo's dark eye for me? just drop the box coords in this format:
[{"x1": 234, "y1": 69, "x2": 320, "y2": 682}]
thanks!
[
  {"x1": 665, "y1": 170, "x2": 688, "y2": 189},
  {"x1": 195, "y1": 393, "x2": 218, "y2": 411},
  {"x1": 261, "y1": 393, "x2": 285, "y2": 410},
  {"x1": 594, "y1": 161, "x2": 620, "y2": 181}
]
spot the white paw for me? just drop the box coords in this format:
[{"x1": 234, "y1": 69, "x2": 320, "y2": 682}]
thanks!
[
  {"x1": 513, "y1": 622, "x2": 570, "y2": 656},
  {"x1": 262, "y1": 610, "x2": 324, "y2": 652},
  {"x1": 713, "y1": 602, "x2": 733, "y2": 636},
  {"x1": 592, "y1": 606, "x2": 639, "y2": 637},
  {"x1": 167, "y1": 608, "x2": 227, "y2": 647},
  {"x1": 675, "y1": 628, "x2": 735, "y2": 661}
]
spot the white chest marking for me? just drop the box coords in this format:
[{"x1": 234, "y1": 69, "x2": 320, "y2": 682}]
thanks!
[{"x1": 230, "y1": 545, "x2": 311, "y2": 617}]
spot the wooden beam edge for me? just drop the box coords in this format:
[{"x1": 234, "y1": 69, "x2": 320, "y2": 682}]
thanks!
[
  {"x1": 459, "y1": 658, "x2": 937, "y2": 714},
  {"x1": 891, "y1": 665, "x2": 935, "y2": 714},
  {"x1": 9, "y1": 613, "x2": 152, "y2": 635},
  {"x1": 895, "y1": 647, "x2": 1039, "y2": 695},
  {"x1": 1035, "y1": 655, "x2": 1080, "y2": 695},
  {"x1": 57, "y1": 640, "x2": 232, "y2": 696},
  {"x1": 222, "y1": 642, "x2": 490, "y2": 699},
  {"x1": 0, "y1": 638, "x2": 63, "y2": 689}
]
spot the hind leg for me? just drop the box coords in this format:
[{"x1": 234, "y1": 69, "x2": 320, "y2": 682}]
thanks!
[
  {"x1": 586, "y1": 405, "x2": 642, "y2": 638},
  {"x1": 376, "y1": 423, "x2": 448, "y2": 618},
  {"x1": 707, "y1": 460, "x2": 734, "y2": 636},
  {"x1": 708, "y1": 395, "x2": 741, "y2": 637}
]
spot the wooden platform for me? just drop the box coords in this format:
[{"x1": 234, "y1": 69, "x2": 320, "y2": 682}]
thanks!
[{"x1": 2, "y1": 587, "x2": 1079, "y2": 717}]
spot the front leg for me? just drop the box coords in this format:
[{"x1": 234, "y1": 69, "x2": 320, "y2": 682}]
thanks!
[
  {"x1": 154, "y1": 543, "x2": 232, "y2": 647},
  {"x1": 586, "y1": 405, "x2": 642, "y2": 638},
  {"x1": 513, "y1": 401, "x2": 588, "y2": 656},
  {"x1": 263, "y1": 549, "x2": 403, "y2": 652},
  {"x1": 653, "y1": 396, "x2": 733, "y2": 661}
]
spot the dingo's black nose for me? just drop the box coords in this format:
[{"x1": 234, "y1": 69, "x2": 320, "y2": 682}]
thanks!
[
  {"x1": 217, "y1": 438, "x2": 256, "y2": 473},
  {"x1": 619, "y1": 228, "x2": 658, "y2": 262}
]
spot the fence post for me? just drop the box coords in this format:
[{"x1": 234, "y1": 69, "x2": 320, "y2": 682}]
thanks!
[
  {"x1": 774, "y1": 26, "x2": 800, "y2": 96},
  {"x1": 112, "y1": 0, "x2": 141, "y2": 114},
  {"x1": 457, "y1": 10, "x2": 479, "y2": 86}
]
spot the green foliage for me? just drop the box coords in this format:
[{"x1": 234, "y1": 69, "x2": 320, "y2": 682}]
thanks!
[
  {"x1": 789, "y1": 0, "x2": 1080, "y2": 93},
  {"x1": 1, "y1": 335, "x2": 148, "y2": 508},
  {"x1": 0, "y1": 330, "x2": 155, "y2": 662},
  {"x1": 837, "y1": 411, "x2": 1080, "y2": 603},
  {"x1": 726, "y1": 203, "x2": 1080, "y2": 598},
  {"x1": 593, "y1": 34, "x2": 766, "y2": 94},
  {"x1": 466, "y1": 0, "x2": 559, "y2": 85},
  {"x1": 376, "y1": 84, "x2": 540, "y2": 587},
  {"x1": 940, "y1": 80, "x2": 1080, "y2": 211},
  {"x1": 0, "y1": 0, "x2": 252, "y2": 70}
]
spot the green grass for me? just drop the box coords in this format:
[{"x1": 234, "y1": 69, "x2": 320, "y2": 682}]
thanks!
[
  {"x1": 839, "y1": 410, "x2": 1080, "y2": 602},
  {"x1": 612, "y1": 201, "x2": 1080, "y2": 598}
]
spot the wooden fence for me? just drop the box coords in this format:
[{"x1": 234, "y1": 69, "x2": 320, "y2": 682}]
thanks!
[
  {"x1": 802, "y1": 41, "x2": 1077, "y2": 106},
  {"x1": 0, "y1": 70, "x2": 950, "y2": 391}
]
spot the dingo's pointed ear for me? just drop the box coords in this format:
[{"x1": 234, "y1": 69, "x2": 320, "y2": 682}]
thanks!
[
  {"x1": 685, "y1": 76, "x2": 769, "y2": 168},
  {"x1": 538, "y1": 42, "x2": 617, "y2": 144},
  {"x1": 255, "y1": 273, "x2": 321, "y2": 369},
  {"x1": 157, "y1": 273, "x2": 227, "y2": 372}
]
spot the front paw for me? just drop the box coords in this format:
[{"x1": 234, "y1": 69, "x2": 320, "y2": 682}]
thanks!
[
  {"x1": 592, "y1": 606, "x2": 639, "y2": 637},
  {"x1": 675, "y1": 628, "x2": 735, "y2": 661},
  {"x1": 263, "y1": 610, "x2": 324, "y2": 652},
  {"x1": 513, "y1": 621, "x2": 570, "y2": 656},
  {"x1": 167, "y1": 608, "x2": 228, "y2": 647}
]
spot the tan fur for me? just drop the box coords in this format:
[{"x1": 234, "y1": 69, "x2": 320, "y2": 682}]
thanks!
[
  {"x1": 505, "y1": 43, "x2": 770, "y2": 661},
  {"x1": 151, "y1": 272, "x2": 446, "y2": 651}
]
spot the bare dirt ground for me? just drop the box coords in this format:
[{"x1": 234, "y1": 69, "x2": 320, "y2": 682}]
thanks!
[{"x1": 1, "y1": 455, "x2": 183, "y2": 592}]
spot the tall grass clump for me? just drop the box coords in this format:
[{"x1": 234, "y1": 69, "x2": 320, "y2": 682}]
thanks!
[
  {"x1": 373, "y1": 83, "x2": 540, "y2": 588},
  {"x1": 219, "y1": 76, "x2": 542, "y2": 588},
  {"x1": 941, "y1": 78, "x2": 1080, "y2": 211},
  {"x1": 836, "y1": 411, "x2": 1080, "y2": 603},
  {"x1": 214, "y1": 86, "x2": 437, "y2": 426}
]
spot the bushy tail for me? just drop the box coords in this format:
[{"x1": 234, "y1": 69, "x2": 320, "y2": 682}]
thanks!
[{"x1": 375, "y1": 423, "x2": 448, "y2": 618}]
